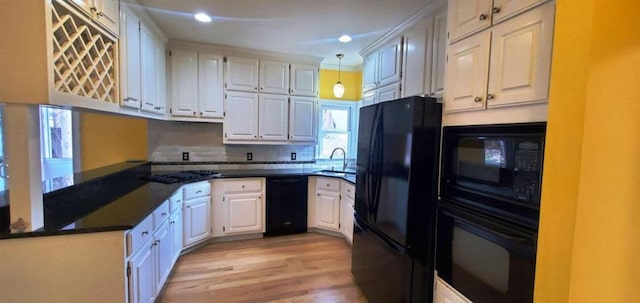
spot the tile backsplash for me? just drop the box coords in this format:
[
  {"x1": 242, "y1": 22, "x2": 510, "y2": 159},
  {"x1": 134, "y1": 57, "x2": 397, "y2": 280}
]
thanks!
[{"x1": 148, "y1": 120, "x2": 316, "y2": 170}]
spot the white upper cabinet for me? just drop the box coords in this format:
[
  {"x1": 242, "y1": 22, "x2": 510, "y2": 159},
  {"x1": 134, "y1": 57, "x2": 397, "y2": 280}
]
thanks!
[
  {"x1": 66, "y1": 0, "x2": 119, "y2": 35},
  {"x1": 140, "y1": 23, "x2": 157, "y2": 113},
  {"x1": 259, "y1": 60, "x2": 290, "y2": 95},
  {"x1": 120, "y1": 5, "x2": 166, "y2": 114},
  {"x1": 258, "y1": 94, "x2": 289, "y2": 141},
  {"x1": 444, "y1": 2, "x2": 554, "y2": 112},
  {"x1": 362, "y1": 36, "x2": 404, "y2": 92},
  {"x1": 486, "y1": 2, "x2": 554, "y2": 108},
  {"x1": 447, "y1": 0, "x2": 549, "y2": 42},
  {"x1": 226, "y1": 57, "x2": 259, "y2": 92},
  {"x1": 94, "y1": 0, "x2": 119, "y2": 34},
  {"x1": 121, "y1": 8, "x2": 141, "y2": 109},
  {"x1": 444, "y1": 31, "x2": 491, "y2": 112},
  {"x1": 289, "y1": 96, "x2": 316, "y2": 142},
  {"x1": 362, "y1": 90, "x2": 377, "y2": 107},
  {"x1": 198, "y1": 53, "x2": 224, "y2": 118},
  {"x1": 378, "y1": 39, "x2": 403, "y2": 87},
  {"x1": 290, "y1": 64, "x2": 318, "y2": 96},
  {"x1": 431, "y1": 12, "x2": 447, "y2": 97},
  {"x1": 447, "y1": 0, "x2": 493, "y2": 42},
  {"x1": 492, "y1": 0, "x2": 548, "y2": 23},
  {"x1": 170, "y1": 50, "x2": 224, "y2": 119},
  {"x1": 401, "y1": 10, "x2": 446, "y2": 99},
  {"x1": 362, "y1": 54, "x2": 378, "y2": 92},
  {"x1": 224, "y1": 91, "x2": 259, "y2": 141},
  {"x1": 402, "y1": 17, "x2": 432, "y2": 98},
  {"x1": 170, "y1": 49, "x2": 199, "y2": 117},
  {"x1": 377, "y1": 82, "x2": 402, "y2": 103}
]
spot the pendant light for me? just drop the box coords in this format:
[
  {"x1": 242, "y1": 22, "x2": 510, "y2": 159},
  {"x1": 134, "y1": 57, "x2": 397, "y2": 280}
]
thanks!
[{"x1": 333, "y1": 54, "x2": 345, "y2": 98}]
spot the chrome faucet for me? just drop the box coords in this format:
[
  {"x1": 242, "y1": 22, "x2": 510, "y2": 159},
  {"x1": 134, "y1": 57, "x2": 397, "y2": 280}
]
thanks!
[{"x1": 329, "y1": 147, "x2": 348, "y2": 172}]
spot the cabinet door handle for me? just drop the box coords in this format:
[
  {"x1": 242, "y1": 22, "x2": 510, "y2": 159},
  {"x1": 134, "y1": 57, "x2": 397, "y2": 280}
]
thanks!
[
  {"x1": 492, "y1": 7, "x2": 501, "y2": 14},
  {"x1": 487, "y1": 93, "x2": 495, "y2": 100},
  {"x1": 142, "y1": 231, "x2": 148, "y2": 236},
  {"x1": 196, "y1": 190, "x2": 202, "y2": 194},
  {"x1": 161, "y1": 213, "x2": 167, "y2": 217},
  {"x1": 479, "y1": 13, "x2": 488, "y2": 20},
  {"x1": 474, "y1": 96, "x2": 483, "y2": 103}
]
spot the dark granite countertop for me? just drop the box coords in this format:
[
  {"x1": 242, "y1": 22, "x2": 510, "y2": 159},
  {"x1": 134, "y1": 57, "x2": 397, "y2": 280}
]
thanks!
[{"x1": 0, "y1": 168, "x2": 355, "y2": 240}]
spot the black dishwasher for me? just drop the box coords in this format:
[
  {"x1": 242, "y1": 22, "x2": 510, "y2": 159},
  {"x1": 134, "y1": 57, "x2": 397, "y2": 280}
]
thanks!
[{"x1": 265, "y1": 176, "x2": 308, "y2": 236}]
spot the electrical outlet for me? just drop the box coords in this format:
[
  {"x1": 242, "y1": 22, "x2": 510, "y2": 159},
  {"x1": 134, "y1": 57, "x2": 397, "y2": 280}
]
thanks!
[
  {"x1": 291, "y1": 152, "x2": 297, "y2": 160},
  {"x1": 182, "y1": 152, "x2": 189, "y2": 161},
  {"x1": 247, "y1": 152, "x2": 253, "y2": 161}
]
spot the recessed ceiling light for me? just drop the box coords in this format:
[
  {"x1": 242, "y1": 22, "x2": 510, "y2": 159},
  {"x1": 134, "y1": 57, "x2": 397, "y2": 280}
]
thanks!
[
  {"x1": 339, "y1": 35, "x2": 352, "y2": 43},
  {"x1": 194, "y1": 13, "x2": 212, "y2": 23}
]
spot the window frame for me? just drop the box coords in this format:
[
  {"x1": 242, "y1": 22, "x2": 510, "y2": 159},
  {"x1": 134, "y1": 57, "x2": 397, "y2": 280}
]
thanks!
[{"x1": 316, "y1": 99, "x2": 359, "y2": 160}]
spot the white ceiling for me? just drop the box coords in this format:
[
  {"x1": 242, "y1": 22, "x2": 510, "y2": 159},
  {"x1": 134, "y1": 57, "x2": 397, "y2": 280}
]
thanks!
[{"x1": 131, "y1": 0, "x2": 434, "y2": 68}]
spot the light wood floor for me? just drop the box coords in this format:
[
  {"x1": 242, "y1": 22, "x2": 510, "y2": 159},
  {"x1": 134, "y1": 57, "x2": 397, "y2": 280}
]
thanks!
[{"x1": 158, "y1": 233, "x2": 368, "y2": 303}]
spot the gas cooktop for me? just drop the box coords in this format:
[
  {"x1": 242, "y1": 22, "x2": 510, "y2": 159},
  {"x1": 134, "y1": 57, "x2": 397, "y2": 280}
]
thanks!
[{"x1": 145, "y1": 170, "x2": 221, "y2": 184}]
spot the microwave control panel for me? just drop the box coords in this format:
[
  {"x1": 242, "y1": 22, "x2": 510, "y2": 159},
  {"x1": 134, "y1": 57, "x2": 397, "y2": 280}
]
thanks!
[{"x1": 513, "y1": 145, "x2": 542, "y2": 202}]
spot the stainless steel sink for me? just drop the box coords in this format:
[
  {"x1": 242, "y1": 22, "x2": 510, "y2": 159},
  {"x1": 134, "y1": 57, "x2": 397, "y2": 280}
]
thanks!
[{"x1": 314, "y1": 170, "x2": 356, "y2": 177}]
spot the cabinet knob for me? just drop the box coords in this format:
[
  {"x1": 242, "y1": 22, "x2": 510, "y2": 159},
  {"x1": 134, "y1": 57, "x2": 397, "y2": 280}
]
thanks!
[
  {"x1": 260, "y1": 87, "x2": 264, "y2": 90},
  {"x1": 254, "y1": 135, "x2": 257, "y2": 138},
  {"x1": 254, "y1": 87, "x2": 258, "y2": 90},
  {"x1": 326, "y1": 184, "x2": 330, "y2": 187},
  {"x1": 196, "y1": 190, "x2": 202, "y2": 194},
  {"x1": 479, "y1": 13, "x2": 488, "y2": 20},
  {"x1": 317, "y1": 193, "x2": 320, "y2": 196},
  {"x1": 487, "y1": 93, "x2": 495, "y2": 100},
  {"x1": 242, "y1": 185, "x2": 245, "y2": 188},
  {"x1": 193, "y1": 111, "x2": 197, "y2": 115},
  {"x1": 162, "y1": 213, "x2": 167, "y2": 217},
  {"x1": 492, "y1": 7, "x2": 501, "y2": 14},
  {"x1": 474, "y1": 96, "x2": 483, "y2": 103},
  {"x1": 142, "y1": 231, "x2": 148, "y2": 236}
]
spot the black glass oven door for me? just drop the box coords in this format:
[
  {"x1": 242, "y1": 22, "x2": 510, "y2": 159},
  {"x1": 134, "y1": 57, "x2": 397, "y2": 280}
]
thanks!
[{"x1": 436, "y1": 204, "x2": 537, "y2": 303}]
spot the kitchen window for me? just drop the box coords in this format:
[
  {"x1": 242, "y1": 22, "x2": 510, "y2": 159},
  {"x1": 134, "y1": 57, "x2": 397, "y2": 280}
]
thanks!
[
  {"x1": 39, "y1": 106, "x2": 76, "y2": 183},
  {"x1": 316, "y1": 100, "x2": 358, "y2": 159}
]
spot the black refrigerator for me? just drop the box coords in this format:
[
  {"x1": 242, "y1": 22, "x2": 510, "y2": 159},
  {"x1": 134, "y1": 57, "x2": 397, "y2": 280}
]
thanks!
[{"x1": 351, "y1": 96, "x2": 442, "y2": 303}]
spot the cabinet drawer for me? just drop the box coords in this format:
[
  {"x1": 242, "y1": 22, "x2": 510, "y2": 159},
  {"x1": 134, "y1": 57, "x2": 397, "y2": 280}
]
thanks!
[
  {"x1": 169, "y1": 190, "x2": 183, "y2": 213},
  {"x1": 224, "y1": 179, "x2": 263, "y2": 193},
  {"x1": 316, "y1": 177, "x2": 341, "y2": 192},
  {"x1": 127, "y1": 214, "x2": 154, "y2": 256},
  {"x1": 153, "y1": 200, "x2": 170, "y2": 229},
  {"x1": 183, "y1": 181, "x2": 211, "y2": 200},
  {"x1": 341, "y1": 182, "x2": 355, "y2": 199}
]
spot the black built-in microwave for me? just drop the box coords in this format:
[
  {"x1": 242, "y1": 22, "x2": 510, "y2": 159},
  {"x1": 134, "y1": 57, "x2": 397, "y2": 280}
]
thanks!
[{"x1": 440, "y1": 122, "x2": 546, "y2": 227}]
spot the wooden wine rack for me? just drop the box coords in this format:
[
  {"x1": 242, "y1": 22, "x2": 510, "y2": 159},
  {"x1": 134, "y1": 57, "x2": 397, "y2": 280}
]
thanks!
[{"x1": 51, "y1": 3, "x2": 117, "y2": 104}]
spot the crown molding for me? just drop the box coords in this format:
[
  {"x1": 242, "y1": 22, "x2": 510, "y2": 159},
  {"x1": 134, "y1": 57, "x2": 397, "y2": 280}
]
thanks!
[
  {"x1": 167, "y1": 40, "x2": 324, "y2": 65},
  {"x1": 359, "y1": 0, "x2": 447, "y2": 57},
  {"x1": 319, "y1": 63, "x2": 362, "y2": 72}
]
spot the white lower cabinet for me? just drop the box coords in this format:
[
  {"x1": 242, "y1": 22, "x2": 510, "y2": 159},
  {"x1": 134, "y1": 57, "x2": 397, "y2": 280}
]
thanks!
[
  {"x1": 183, "y1": 196, "x2": 212, "y2": 247},
  {"x1": 213, "y1": 178, "x2": 266, "y2": 236},
  {"x1": 128, "y1": 199, "x2": 172, "y2": 303},
  {"x1": 340, "y1": 181, "x2": 355, "y2": 244},
  {"x1": 169, "y1": 209, "x2": 183, "y2": 265},
  {"x1": 316, "y1": 189, "x2": 340, "y2": 231},
  {"x1": 182, "y1": 181, "x2": 213, "y2": 248},
  {"x1": 154, "y1": 221, "x2": 172, "y2": 292},
  {"x1": 225, "y1": 192, "x2": 264, "y2": 234},
  {"x1": 129, "y1": 239, "x2": 156, "y2": 303}
]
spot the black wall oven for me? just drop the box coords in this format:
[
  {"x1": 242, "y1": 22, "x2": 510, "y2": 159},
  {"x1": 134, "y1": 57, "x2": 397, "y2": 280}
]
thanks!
[{"x1": 436, "y1": 122, "x2": 546, "y2": 303}]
